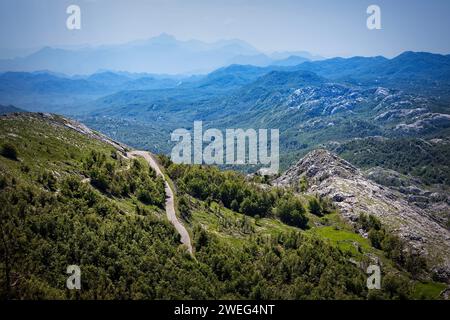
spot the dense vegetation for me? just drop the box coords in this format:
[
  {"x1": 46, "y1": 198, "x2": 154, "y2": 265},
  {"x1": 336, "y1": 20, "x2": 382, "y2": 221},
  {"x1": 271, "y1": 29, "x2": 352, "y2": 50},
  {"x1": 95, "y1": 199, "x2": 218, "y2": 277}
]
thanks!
[
  {"x1": 0, "y1": 152, "x2": 399, "y2": 299},
  {"x1": 358, "y1": 214, "x2": 428, "y2": 279},
  {"x1": 333, "y1": 137, "x2": 450, "y2": 187},
  {"x1": 165, "y1": 160, "x2": 312, "y2": 229},
  {"x1": 0, "y1": 114, "x2": 446, "y2": 300},
  {"x1": 0, "y1": 163, "x2": 389, "y2": 299},
  {"x1": 0, "y1": 171, "x2": 208, "y2": 299},
  {"x1": 83, "y1": 150, "x2": 165, "y2": 206},
  {"x1": 161, "y1": 155, "x2": 441, "y2": 300}
]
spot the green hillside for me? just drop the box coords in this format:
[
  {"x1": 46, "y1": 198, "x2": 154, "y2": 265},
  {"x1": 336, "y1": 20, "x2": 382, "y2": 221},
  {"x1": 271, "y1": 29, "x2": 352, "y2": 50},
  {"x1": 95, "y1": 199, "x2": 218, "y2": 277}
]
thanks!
[{"x1": 0, "y1": 113, "x2": 445, "y2": 299}]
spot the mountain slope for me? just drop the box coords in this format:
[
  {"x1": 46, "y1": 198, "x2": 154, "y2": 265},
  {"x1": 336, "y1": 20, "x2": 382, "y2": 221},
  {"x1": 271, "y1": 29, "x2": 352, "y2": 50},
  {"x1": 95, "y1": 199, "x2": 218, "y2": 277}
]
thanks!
[
  {"x1": 0, "y1": 113, "x2": 372, "y2": 299},
  {"x1": 275, "y1": 149, "x2": 450, "y2": 281},
  {"x1": 294, "y1": 52, "x2": 450, "y2": 97},
  {"x1": 1, "y1": 113, "x2": 446, "y2": 299}
]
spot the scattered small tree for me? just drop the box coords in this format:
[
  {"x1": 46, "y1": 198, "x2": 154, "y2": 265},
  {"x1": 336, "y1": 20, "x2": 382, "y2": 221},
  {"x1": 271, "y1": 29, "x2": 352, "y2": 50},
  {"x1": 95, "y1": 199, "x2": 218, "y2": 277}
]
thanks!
[
  {"x1": 368, "y1": 229, "x2": 384, "y2": 249},
  {"x1": 298, "y1": 176, "x2": 308, "y2": 192},
  {"x1": 230, "y1": 199, "x2": 240, "y2": 212},
  {"x1": 194, "y1": 225, "x2": 208, "y2": 251},
  {"x1": 308, "y1": 197, "x2": 322, "y2": 216},
  {"x1": 1, "y1": 143, "x2": 18, "y2": 160},
  {"x1": 275, "y1": 196, "x2": 308, "y2": 229},
  {"x1": 178, "y1": 195, "x2": 191, "y2": 220}
]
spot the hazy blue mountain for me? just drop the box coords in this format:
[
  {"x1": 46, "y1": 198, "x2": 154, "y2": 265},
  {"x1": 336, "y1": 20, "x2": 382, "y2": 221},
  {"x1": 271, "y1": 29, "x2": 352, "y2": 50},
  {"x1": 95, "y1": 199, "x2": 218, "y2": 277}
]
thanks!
[
  {"x1": 191, "y1": 51, "x2": 450, "y2": 95},
  {"x1": 270, "y1": 51, "x2": 324, "y2": 61},
  {"x1": 271, "y1": 55, "x2": 310, "y2": 66},
  {"x1": 0, "y1": 47, "x2": 39, "y2": 59},
  {"x1": 121, "y1": 77, "x2": 179, "y2": 90},
  {"x1": 0, "y1": 104, "x2": 26, "y2": 114},
  {"x1": 225, "y1": 54, "x2": 274, "y2": 66},
  {"x1": 0, "y1": 34, "x2": 324, "y2": 75},
  {"x1": 293, "y1": 52, "x2": 450, "y2": 97},
  {"x1": 74, "y1": 51, "x2": 450, "y2": 121},
  {"x1": 194, "y1": 64, "x2": 274, "y2": 89},
  {"x1": 0, "y1": 34, "x2": 269, "y2": 75},
  {"x1": 376, "y1": 51, "x2": 450, "y2": 81},
  {"x1": 2, "y1": 51, "x2": 449, "y2": 115},
  {"x1": 86, "y1": 71, "x2": 133, "y2": 86},
  {"x1": 0, "y1": 70, "x2": 181, "y2": 114},
  {"x1": 245, "y1": 70, "x2": 325, "y2": 89},
  {"x1": 0, "y1": 72, "x2": 107, "y2": 94},
  {"x1": 292, "y1": 56, "x2": 390, "y2": 80},
  {"x1": 296, "y1": 52, "x2": 450, "y2": 81}
]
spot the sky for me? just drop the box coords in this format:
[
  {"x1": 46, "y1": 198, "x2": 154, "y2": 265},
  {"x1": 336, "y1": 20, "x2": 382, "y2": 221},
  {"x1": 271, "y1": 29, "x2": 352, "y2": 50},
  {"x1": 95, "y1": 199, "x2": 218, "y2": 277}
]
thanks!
[{"x1": 1, "y1": 0, "x2": 450, "y2": 58}]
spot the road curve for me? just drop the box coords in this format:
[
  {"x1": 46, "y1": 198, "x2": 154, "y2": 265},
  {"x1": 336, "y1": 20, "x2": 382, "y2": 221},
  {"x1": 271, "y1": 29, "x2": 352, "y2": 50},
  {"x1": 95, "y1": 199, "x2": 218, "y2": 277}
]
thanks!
[{"x1": 128, "y1": 151, "x2": 193, "y2": 255}]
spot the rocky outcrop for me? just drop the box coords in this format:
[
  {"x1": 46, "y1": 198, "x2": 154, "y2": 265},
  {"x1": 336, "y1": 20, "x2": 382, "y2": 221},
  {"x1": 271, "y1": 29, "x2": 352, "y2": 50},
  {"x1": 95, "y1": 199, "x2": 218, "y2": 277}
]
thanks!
[
  {"x1": 275, "y1": 149, "x2": 450, "y2": 281},
  {"x1": 365, "y1": 166, "x2": 450, "y2": 228},
  {"x1": 58, "y1": 114, "x2": 129, "y2": 153}
]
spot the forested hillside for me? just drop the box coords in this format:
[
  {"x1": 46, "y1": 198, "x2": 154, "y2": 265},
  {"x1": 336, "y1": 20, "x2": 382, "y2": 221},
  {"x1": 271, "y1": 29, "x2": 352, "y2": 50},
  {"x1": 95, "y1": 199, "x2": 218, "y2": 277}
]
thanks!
[{"x1": 1, "y1": 113, "x2": 446, "y2": 299}]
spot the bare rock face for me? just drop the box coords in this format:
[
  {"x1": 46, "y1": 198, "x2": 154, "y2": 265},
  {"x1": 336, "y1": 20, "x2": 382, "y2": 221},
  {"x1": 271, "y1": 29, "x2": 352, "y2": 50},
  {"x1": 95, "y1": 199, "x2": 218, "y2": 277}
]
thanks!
[
  {"x1": 365, "y1": 166, "x2": 450, "y2": 228},
  {"x1": 275, "y1": 149, "x2": 450, "y2": 281},
  {"x1": 60, "y1": 116, "x2": 129, "y2": 153}
]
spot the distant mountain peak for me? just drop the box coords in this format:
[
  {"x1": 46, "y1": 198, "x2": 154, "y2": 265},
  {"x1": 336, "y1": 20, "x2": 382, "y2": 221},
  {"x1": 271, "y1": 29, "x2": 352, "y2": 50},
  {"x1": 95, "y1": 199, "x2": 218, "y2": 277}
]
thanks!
[
  {"x1": 394, "y1": 51, "x2": 450, "y2": 61},
  {"x1": 252, "y1": 69, "x2": 325, "y2": 88},
  {"x1": 150, "y1": 33, "x2": 177, "y2": 43}
]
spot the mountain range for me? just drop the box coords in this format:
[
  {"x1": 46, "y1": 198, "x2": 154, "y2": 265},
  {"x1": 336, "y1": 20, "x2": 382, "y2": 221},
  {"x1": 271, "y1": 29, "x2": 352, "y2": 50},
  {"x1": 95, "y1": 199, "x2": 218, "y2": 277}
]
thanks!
[
  {"x1": 1, "y1": 41, "x2": 450, "y2": 300},
  {"x1": 1, "y1": 52, "x2": 450, "y2": 177},
  {"x1": 58, "y1": 52, "x2": 449, "y2": 165},
  {"x1": 0, "y1": 34, "x2": 322, "y2": 75}
]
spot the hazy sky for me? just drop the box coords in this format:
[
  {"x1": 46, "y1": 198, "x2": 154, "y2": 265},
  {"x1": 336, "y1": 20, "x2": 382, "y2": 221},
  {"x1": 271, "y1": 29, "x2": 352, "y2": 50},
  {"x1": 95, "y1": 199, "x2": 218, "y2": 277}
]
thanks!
[{"x1": 1, "y1": 0, "x2": 450, "y2": 58}]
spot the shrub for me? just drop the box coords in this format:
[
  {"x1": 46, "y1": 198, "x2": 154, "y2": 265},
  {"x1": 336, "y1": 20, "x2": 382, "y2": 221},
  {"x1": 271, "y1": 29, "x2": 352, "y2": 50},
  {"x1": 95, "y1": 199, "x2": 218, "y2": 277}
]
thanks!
[
  {"x1": 178, "y1": 195, "x2": 191, "y2": 220},
  {"x1": 230, "y1": 199, "x2": 240, "y2": 212},
  {"x1": 381, "y1": 233, "x2": 404, "y2": 263},
  {"x1": 404, "y1": 253, "x2": 428, "y2": 278},
  {"x1": 382, "y1": 273, "x2": 411, "y2": 299},
  {"x1": 90, "y1": 168, "x2": 109, "y2": 192},
  {"x1": 137, "y1": 187, "x2": 153, "y2": 205},
  {"x1": 1, "y1": 143, "x2": 18, "y2": 160},
  {"x1": 368, "y1": 229, "x2": 384, "y2": 249},
  {"x1": 359, "y1": 213, "x2": 382, "y2": 231},
  {"x1": 0, "y1": 175, "x2": 6, "y2": 189},
  {"x1": 299, "y1": 176, "x2": 308, "y2": 192},
  {"x1": 275, "y1": 196, "x2": 308, "y2": 229},
  {"x1": 308, "y1": 197, "x2": 322, "y2": 216},
  {"x1": 38, "y1": 171, "x2": 57, "y2": 191}
]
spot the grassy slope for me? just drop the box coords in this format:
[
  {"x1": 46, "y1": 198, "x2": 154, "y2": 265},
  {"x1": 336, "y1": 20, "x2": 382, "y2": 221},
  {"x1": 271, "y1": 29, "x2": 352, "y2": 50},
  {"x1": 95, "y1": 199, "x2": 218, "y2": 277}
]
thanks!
[{"x1": 0, "y1": 114, "x2": 162, "y2": 215}]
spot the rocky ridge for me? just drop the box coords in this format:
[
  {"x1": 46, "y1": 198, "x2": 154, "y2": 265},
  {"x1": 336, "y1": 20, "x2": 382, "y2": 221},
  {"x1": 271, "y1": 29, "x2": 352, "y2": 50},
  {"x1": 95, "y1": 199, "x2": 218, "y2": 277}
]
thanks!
[{"x1": 275, "y1": 149, "x2": 450, "y2": 281}]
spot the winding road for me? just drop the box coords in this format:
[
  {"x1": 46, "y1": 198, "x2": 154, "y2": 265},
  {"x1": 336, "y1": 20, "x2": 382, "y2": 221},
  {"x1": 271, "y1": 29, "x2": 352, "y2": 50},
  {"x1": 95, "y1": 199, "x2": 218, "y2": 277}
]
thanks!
[{"x1": 128, "y1": 151, "x2": 193, "y2": 255}]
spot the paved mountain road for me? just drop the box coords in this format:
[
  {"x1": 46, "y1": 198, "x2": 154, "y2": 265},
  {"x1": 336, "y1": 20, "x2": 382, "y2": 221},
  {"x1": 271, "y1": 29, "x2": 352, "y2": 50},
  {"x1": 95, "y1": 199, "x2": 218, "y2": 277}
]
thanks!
[{"x1": 128, "y1": 151, "x2": 193, "y2": 255}]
